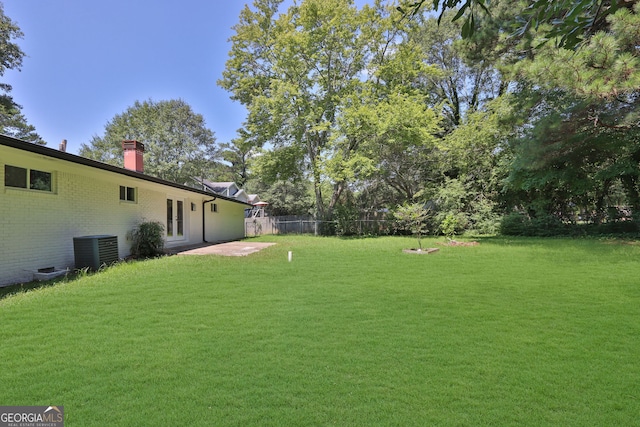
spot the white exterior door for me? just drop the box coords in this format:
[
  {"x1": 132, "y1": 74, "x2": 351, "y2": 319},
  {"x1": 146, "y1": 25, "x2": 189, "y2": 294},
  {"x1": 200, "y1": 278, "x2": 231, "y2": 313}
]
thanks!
[{"x1": 166, "y1": 198, "x2": 185, "y2": 242}]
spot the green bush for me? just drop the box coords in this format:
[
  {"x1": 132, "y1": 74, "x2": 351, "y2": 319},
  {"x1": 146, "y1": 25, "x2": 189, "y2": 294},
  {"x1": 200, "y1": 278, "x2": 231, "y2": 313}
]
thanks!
[
  {"x1": 529, "y1": 214, "x2": 566, "y2": 236},
  {"x1": 440, "y1": 213, "x2": 459, "y2": 238},
  {"x1": 500, "y1": 213, "x2": 566, "y2": 236},
  {"x1": 580, "y1": 220, "x2": 640, "y2": 236},
  {"x1": 128, "y1": 220, "x2": 166, "y2": 258},
  {"x1": 500, "y1": 212, "x2": 529, "y2": 236},
  {"x1": 333, "y1": 203, "x2": 360, "y2": 236},
  {"x1": 499, "y1": 213, "x2": 640, "y2": 237},
  {"x1": 468, "y1": 198, "x2": 501, "y2": 235},
  {"x1": 470, "y1": 216, "x2": 501, "y2": 235}
]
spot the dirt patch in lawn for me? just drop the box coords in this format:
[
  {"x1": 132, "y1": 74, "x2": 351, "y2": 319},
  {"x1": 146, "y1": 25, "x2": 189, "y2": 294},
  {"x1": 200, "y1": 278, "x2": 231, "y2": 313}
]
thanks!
[
  {"x1": 437, "y1": 240, "x2": 480, "y2": 247},
  {"x1": 403, "y1": 248, "x2": 440, "y2": 254}
]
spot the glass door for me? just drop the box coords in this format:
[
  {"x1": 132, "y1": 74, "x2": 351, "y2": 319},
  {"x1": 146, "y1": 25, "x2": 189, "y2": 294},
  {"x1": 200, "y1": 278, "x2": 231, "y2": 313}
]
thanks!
[{"x1": 166, "y1": 198, "x2": 185, "y2": 241}]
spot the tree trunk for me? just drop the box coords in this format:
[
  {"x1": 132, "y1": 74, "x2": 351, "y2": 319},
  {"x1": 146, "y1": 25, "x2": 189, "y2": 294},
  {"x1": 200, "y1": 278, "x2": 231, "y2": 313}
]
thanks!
[
  {"x1": 307, "y1": 132, "x2": 326, "y2": 221},
  {"x1": 328, "y1": 181, "x2": 346, "y2": 218}
]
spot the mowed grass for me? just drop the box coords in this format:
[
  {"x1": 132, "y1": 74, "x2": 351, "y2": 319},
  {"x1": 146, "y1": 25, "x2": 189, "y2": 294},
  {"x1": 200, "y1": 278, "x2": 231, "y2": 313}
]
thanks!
[{"x1": 1, "y1": 236, "x2": 639, "y2": 426}]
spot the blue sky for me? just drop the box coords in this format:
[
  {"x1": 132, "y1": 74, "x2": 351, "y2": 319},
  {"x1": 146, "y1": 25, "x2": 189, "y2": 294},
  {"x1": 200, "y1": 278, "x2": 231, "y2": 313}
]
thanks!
[
  {"x1": 3, "y1": 0, "x2": 371, "y2": 155},
  {"x1": 3, "y1": 0, "x2": 254, "y2": 154}
]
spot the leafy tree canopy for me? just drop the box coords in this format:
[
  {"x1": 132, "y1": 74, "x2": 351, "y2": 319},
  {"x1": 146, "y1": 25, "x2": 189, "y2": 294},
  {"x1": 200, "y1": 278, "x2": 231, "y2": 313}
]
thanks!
[
  {"x1": 504, "y1": 3, "x2": 640, "y2": 218},
  {"x1": 397, "y1": 0, "x2": 634, "y2": 49},
  {"x1": 220, "y1": 0, "x2": 640, "y2": 232},
  {"x1": 220, "y1": 0, "x2": 442, "y2": 219},
  {"x1": 79, "y1": 99, "x2": 223, "y2": 185}
]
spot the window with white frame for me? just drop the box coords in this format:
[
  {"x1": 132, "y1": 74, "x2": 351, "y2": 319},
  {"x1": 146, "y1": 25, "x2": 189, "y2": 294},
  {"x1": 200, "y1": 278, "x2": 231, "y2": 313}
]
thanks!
[{"x1": 119, "y1": 185, "x2": 136, "y2": 202}]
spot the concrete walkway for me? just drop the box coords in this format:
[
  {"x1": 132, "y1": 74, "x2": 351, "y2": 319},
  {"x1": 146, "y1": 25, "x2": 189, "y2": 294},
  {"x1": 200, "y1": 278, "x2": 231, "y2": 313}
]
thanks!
[{"x1": 171, "y1": 241, "x2": 276, "y2": 257}]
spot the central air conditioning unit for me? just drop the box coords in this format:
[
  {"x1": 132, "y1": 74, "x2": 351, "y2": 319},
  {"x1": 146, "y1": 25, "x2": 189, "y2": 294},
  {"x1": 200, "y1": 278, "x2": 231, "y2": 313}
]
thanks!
[{"x1": 73, "y1": 235, "x2": 119, "y2": 271}]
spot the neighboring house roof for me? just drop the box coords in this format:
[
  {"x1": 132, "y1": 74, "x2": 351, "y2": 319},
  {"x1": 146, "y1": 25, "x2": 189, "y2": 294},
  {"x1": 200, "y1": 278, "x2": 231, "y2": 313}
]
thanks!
[
  {"x1": 247, "y1": 194, "x2": 260, "y2": 205},
  {"x1": 232, "y1": 189, "x2": 249, "y2": 203},
  {"x1": 195, "y1": 179, "x2": 252, "y2": 203},
  {"x1": 197, "y1": 180, "x2": 239, "y2": 196},
  {"x1": 0, "y1": 134, "x2": 251, "y2": 206}
]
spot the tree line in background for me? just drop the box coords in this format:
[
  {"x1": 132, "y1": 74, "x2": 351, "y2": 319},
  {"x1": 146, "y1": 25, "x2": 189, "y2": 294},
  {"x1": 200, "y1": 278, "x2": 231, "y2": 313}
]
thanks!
[
  {"x1": 78, "y1": 99, "x2": 230, "y2": 186},
  {"x1": 3, "y1": 0, "x2": 639, "y2": 236},
  {"x1": 220, "y1": 0, "x2": 640, "y2": 236}
]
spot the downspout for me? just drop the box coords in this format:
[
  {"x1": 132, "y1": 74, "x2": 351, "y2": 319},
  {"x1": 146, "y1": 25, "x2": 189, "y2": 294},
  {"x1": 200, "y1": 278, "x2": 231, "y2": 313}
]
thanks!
[{"x1": 202, "y1": 197, "x2": 217, "y2": 243}]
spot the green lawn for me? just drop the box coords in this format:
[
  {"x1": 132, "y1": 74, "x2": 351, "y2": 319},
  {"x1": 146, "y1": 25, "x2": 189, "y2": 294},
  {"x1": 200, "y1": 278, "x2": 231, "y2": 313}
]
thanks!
[{"x1": 1, "y1": 236, "x2": 639, "y2": 426}]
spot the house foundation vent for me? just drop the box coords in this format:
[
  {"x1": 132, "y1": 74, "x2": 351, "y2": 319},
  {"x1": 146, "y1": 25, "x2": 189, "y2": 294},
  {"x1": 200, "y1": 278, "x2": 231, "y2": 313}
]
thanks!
[{"x1": 73, "y1": 235, "x2": 119, "y2": 271}]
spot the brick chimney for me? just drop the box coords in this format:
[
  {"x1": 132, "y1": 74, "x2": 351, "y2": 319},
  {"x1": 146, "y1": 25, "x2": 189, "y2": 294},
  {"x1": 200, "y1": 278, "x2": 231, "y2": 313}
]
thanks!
[{"x1": 122, "y1": 140, "x2": 144, "y2": 173}]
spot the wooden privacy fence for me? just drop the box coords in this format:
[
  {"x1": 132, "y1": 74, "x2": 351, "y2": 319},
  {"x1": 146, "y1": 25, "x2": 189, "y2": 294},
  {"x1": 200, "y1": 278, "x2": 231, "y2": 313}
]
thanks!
[
  {"x1": 245, "y1": 215, "x2": 395, "y2": 236},
  {"x1": 245, "y1": 216, "x2": 316, "y2": 236}
]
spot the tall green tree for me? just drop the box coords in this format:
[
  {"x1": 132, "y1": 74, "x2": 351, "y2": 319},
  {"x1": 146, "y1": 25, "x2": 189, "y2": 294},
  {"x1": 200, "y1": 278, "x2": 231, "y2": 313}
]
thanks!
[
  {"x1": 429, "y1": 97, "x2": 515, "y2": 233},
  {"x1": 398, "y1": 0, "x2": 633, "y2": 49},
  {"x1": 79, "y1": 99, "x2": 222, "y2": 185},
  {"x1": 221, "y1": 0, "x2": 370, "y2": 220},
  {"x1": 505, "y1": 3, "x2": 640, "y2": 219},
  {"x1": 0, "y1": 3, "x2": 43, "y2": 144},
  {"x1": 219, "y1": 128, "x2": 261, "y2": 187},
  {"x1": 409, "y1": 0, "x2": 640, "y2": 224},
  {"x1": 327, "y1": 19, "x2": 443, "y2": 207},
  {"x1": 334, "y1": 90, "x2": 441, "y2": 204},
  {"x1": 221, "y1": 0, "x2": 444, "y2": 219},
  {"x1": 409, "y1": 10, "x2": 505, "y2": 132}
]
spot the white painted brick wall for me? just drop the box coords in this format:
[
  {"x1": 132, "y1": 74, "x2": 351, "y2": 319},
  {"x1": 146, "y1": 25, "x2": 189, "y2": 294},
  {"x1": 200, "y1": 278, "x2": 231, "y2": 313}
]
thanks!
[{"x1": 1, "y1": 145, "x2": 246, "y2": 286}]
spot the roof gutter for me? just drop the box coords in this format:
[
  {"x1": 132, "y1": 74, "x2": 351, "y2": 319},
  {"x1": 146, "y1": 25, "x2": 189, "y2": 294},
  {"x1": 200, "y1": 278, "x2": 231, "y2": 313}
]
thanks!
[{"x1": 202, "y1": 197, "x2": 217, "y2": 243}]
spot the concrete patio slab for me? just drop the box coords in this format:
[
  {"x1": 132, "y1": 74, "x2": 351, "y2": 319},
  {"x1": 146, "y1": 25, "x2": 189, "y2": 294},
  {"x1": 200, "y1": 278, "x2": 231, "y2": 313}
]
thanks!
[{"x1": 173, "y1": 241, "x2": 276, "y2": 257}]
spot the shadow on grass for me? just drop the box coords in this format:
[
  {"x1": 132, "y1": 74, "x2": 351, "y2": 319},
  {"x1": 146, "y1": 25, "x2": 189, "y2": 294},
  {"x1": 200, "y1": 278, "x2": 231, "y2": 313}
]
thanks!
[
  {"x1": 0, "y1": 257, "x2": 167, "y2": 301},
  {"x1": 0, "y1": 278, "x2": 67, "y2": 300},
  {"x1": 0, "y1": 267, "x2": 98, "y2": 301},
  {"x1": 477, "y1": 234, "x2": 640, "y2": 243}
]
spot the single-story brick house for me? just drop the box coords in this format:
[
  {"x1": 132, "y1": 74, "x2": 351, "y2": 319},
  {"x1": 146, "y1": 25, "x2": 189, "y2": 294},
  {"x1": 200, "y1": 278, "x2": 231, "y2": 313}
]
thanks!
[{"x1": 0, "y1": 135, "x2": 251, "y2": 286}]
